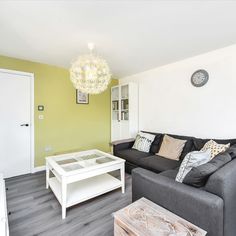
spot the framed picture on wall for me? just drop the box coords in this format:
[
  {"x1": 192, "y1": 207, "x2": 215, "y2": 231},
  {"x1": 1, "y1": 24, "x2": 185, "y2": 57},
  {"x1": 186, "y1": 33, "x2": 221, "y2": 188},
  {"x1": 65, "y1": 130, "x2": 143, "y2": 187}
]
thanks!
[{"x1": 76, "y1": 90, "x2": 89, "y2": 104}]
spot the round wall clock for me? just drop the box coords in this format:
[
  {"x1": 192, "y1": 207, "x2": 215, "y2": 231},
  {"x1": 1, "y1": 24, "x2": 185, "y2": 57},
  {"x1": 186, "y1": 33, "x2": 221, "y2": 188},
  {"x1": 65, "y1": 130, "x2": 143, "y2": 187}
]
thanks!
[{"x1": 191, "y1": 69, "x2": 209, "y2": 87}]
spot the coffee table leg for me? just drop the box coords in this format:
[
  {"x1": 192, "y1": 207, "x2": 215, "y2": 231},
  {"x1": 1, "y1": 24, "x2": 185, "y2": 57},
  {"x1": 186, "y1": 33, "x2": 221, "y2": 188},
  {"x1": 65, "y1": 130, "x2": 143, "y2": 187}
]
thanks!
[
  {"x1": 121, "y1": 164, "x2": 125, "y2": 194},
  {"x1": 62, "y1": 180, "x2": 67, "y2": 219}
]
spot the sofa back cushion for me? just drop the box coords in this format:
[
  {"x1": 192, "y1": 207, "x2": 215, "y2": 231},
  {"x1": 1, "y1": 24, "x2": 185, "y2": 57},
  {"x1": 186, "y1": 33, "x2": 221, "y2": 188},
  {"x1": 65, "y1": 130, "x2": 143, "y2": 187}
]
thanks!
[
  {"x1": 193, "y1": 138, "x2": 236, "y2": 150},
  {"x1": 142, "y1": 131, "x2": 194, "y2": 159},
  {"x1": 150, "y1": 133, "x2": 163, "y2": 154},
  {"x1": 227, "y1": 144, "x2": 236, "y2": 159}
]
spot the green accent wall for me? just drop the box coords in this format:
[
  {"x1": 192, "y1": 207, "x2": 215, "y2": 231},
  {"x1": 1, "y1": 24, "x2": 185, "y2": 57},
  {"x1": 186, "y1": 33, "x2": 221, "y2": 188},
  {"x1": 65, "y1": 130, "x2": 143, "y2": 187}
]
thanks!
[{"x1": 0, "y1": 55, "x2": 118, "y2": 167}]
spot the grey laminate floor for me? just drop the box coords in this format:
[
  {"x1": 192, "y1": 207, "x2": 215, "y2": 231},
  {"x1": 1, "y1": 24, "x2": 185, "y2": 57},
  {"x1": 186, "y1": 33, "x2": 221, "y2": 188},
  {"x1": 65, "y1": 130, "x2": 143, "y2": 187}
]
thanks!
[{"x1": 5, "y1": 171, "x2": 132, "y2": 236}]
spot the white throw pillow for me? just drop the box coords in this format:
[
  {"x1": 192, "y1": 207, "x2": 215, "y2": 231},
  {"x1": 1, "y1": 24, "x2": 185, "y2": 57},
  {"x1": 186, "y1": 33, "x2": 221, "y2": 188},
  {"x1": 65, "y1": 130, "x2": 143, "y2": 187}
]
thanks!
[
  {"x1": 132, "y1": 132, "x2": 155, "y2": 153},
  {"x1": 175, "y1": 149, "x2": 211, "y2": 183}
]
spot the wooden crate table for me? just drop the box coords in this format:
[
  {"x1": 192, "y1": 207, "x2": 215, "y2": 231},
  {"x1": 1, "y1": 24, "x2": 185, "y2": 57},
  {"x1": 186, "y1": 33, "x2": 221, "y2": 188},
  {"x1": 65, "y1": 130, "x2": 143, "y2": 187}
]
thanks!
[{"x1": 113, "y1": 197, "x2": 207, "y2": 236}]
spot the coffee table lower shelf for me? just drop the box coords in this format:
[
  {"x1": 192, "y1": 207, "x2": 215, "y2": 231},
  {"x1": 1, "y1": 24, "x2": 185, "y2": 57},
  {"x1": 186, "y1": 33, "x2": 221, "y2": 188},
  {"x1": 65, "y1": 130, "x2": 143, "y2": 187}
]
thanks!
[{"x1": 48, "y1": 174, "x2": 122, "y2": 209}]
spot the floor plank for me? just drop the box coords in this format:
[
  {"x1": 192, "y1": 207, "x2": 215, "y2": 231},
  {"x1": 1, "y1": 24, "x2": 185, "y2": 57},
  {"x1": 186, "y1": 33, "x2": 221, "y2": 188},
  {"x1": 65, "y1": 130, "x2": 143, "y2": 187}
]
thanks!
[{"x1": 5, "y1": 171, "x2": 132, "y2": 236}]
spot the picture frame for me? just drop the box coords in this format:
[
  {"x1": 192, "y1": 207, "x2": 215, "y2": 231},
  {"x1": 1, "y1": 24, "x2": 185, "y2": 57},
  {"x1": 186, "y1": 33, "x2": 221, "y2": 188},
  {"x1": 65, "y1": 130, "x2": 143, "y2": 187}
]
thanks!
[{"x1": 76, "y1": 90, "x2": 89, "y2": 104}]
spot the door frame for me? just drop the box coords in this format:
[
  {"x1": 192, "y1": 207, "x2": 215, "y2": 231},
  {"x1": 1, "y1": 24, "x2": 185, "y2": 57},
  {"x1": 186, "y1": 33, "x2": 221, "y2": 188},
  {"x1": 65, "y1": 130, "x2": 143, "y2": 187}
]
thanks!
[{"x1": 0, "y1": 68, "x2": 35, "y2": 174}]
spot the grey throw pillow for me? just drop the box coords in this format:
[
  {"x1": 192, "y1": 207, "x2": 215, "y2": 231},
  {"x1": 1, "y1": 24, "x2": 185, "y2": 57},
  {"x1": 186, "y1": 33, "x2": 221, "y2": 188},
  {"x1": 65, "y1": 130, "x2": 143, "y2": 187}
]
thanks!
[
  {"x1": 183, "y1": 152, "x2": 232, "y2": 187},
  {"x1": 175, "y1": 149, "x2": 211, "y2": 183}
]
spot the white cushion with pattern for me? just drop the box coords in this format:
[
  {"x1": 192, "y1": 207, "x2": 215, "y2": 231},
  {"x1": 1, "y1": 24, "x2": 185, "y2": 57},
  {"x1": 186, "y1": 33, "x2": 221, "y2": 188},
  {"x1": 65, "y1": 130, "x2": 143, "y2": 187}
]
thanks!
[
  {"x1": 201, "y1": 139, "x2": 230, "y2": 159},
  {"x1": 132, "y1": 132, "x2": 155, "y2": 153}
]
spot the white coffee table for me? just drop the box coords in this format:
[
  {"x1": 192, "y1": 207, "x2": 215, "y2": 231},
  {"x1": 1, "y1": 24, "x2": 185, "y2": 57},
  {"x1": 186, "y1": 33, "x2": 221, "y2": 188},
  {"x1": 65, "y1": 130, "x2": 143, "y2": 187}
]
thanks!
[{"x1": 46, "y1": 149, "x2": 125, "y2": 219}]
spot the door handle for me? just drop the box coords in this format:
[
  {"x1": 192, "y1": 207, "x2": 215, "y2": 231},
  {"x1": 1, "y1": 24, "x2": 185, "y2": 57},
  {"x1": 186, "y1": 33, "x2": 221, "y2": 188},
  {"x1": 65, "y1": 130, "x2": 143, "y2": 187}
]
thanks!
[{"x1": 20, "y1": 124, "x2": 29, "y2": 127}]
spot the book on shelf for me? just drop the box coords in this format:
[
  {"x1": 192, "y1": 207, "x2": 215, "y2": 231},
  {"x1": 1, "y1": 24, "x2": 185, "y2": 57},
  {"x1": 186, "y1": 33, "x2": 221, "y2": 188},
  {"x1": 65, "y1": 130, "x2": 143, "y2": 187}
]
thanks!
[
  {"x1": 112, "y1": 101, "x2": 119, "y2": 110},
  {"x1": 121, "y1": 111, "x2": 129, "y2": 120},
  {"x1": 121, "y1": 99, "x2": 129, "y2": 110}
]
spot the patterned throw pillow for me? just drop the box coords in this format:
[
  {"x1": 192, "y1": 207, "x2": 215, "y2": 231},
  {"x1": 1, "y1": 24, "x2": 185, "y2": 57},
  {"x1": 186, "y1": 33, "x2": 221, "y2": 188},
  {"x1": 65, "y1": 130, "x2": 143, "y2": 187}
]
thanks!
[
  {"x1": 132, "y1": 132, "x2": 155, "y2": 153},
  {"x1": 201, "y1": 140, "x2": 230, "y2": 159},
  {"x1": 175, "y1": 149, "x2": 211, "y2": 183}
]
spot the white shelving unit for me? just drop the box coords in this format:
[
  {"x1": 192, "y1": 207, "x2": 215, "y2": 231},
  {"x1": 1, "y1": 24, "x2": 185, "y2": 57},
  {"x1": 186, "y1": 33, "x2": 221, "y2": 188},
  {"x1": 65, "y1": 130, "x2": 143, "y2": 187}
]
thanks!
[{"x1": 111, "y1": 82, "x2": 138, "y2": 142}]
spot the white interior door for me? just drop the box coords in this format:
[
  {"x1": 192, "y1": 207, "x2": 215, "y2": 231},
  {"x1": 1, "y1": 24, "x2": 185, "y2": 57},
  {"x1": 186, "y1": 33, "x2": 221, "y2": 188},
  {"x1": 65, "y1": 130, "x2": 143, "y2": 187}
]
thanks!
[{"x1": 0, "y1": 70, "x2": 32, "y2": 178}]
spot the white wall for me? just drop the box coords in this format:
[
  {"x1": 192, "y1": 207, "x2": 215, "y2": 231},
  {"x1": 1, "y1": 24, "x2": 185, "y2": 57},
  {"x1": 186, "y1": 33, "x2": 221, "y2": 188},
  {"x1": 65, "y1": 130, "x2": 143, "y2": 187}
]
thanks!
[{"x1": 120, "y1": 44, "x2": 236, "y2": 139}]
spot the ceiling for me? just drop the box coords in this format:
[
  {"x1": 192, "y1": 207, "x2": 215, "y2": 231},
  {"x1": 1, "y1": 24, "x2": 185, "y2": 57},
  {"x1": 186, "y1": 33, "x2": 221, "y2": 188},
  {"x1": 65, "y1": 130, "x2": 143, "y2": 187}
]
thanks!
[{"x1": 1, "y1": 1, "x2": 236, "y2": 78}]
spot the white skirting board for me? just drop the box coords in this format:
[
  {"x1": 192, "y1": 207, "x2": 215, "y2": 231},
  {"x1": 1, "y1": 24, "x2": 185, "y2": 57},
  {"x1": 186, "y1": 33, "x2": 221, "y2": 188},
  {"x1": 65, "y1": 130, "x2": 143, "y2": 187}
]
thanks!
[{"x1": 33, "y1": 166, "x2": 46, "y2": 173}]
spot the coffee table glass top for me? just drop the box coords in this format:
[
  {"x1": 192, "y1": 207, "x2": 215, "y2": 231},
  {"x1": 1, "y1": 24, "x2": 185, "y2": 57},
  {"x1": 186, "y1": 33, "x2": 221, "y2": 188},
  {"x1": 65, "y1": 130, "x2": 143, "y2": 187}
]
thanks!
[{"x1": 49, "y1": 152, "x2": 116, "y2": 172}]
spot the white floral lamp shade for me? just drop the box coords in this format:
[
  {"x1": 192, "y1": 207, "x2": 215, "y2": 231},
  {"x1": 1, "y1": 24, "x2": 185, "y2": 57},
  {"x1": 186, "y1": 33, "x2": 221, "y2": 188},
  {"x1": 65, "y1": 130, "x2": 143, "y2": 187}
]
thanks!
[{"x1": 70, "y1": 50, "x2": 111, "y2": 94}]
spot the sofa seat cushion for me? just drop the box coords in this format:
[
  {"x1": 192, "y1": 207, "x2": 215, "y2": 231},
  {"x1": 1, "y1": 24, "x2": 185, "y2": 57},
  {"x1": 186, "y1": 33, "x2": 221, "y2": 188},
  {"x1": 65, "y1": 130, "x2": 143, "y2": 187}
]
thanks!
[
  {"x1": 115, "y1": 149, "x2": 151, "y2": 165},
  {"x1": 139, "y1": 155, "x2": 181, "y2": 173},
  {"x1": 159, "y1": 169, "x2": 178, "y2": 179}
]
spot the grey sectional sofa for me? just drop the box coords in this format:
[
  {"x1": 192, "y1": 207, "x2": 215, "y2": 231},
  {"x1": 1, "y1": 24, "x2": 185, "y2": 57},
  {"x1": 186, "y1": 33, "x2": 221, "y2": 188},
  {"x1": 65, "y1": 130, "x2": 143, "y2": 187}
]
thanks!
[{"x1": 113, "y1": 131, "x2": 236, "y2": 236}]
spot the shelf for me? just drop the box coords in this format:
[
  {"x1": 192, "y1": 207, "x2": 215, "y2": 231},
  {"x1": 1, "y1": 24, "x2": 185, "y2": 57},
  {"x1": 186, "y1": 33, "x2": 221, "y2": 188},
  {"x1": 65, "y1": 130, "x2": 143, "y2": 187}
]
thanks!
[
  {"x1": 48, "y1": 174, "x2": 122, "y2": 207},
  {"x1": 113, "y1": 109, "x2": 128, "y2": 112},
  {"x1": 111, "y1": 82, "x2": 138, "y2": 142}
]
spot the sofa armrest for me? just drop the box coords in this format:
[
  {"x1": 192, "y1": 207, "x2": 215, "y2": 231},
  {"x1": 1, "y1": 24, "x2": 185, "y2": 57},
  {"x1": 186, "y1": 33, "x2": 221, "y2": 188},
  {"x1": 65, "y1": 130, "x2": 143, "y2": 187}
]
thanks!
[
  {"x1": 112, "y1": 138, "x2": 135, "y2": 155},
  {"x1": 204, "y1": 158, "x2": 236, "y2": 236},
  {"x1": 132, "y1": 168, "x2": 223, "y2": 236}
]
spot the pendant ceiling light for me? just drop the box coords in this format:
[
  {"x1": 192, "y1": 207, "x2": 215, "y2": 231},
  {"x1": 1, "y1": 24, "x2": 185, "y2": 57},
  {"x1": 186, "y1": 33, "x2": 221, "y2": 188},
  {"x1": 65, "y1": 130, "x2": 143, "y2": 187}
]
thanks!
[{"x1": 70, "y1": 43, "x2": 111, "y2": 94}]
